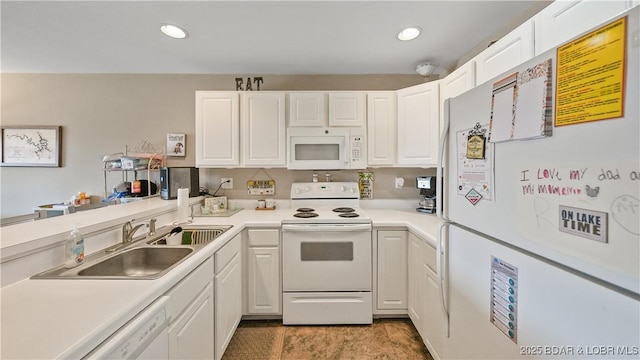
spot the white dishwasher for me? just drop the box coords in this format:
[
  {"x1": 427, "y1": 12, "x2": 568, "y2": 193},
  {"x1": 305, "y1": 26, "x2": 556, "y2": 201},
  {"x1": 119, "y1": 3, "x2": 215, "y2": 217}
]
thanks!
[{"x1": 83, "y1": 296, "x2": 170, "y2": 360}]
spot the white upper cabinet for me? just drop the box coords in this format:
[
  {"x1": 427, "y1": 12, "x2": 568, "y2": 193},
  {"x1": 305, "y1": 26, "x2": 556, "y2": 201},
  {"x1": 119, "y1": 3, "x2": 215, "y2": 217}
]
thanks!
[
  {"x1": 533, "y1": 0, "x2": 635, "y2": 55},
  {"x1": 195, "y1": 92, "x2": 240, "y2": 167},
  {"x1": 288, "y1": 92, "x2": 326, "y2": 127},
  {"x1": 328, "y1": 92, "x2": 366, "y2": 127},
  {"x1": 396, "y1": 82, "x2": 440, "y2": 167},
  {"x1": 366, "y1": 92, "x2": 397, "y2": 166},
  {"x1": 241, "y1": 93, "x2": 286, "y2": 167},
  {"x1": 439, "y1": 61, "x2": 476, "y2": 141},
  {"x1": 288, "y1": 91, "x2": 366, "y2": 127},
  {"x1": 474, "y1": 20, "x2": 534, "y2": 85},
  {"x1": 440, "y1": 61, "x2": 476, "y2": 105}
]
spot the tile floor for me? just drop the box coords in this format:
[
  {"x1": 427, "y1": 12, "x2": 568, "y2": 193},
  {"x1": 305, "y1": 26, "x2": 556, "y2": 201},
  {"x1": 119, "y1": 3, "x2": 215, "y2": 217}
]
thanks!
[{"x1": 222, "y1": 319, "x2": 434, "y2": 360}]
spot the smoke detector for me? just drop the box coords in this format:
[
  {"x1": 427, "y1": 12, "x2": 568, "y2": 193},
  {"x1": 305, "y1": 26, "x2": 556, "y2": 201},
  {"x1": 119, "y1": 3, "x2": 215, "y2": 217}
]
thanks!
[{"x1": 415, "y1": 62, "x2": 438, "y2": 77}]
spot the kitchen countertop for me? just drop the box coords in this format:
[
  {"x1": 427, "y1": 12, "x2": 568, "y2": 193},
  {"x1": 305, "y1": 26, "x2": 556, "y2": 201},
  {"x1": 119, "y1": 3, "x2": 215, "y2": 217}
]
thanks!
[
  {"x1": 0, "y1": 197, "x2": 200, "y2": 263},
  {"x1": 365, "y1": 209, "x2": 442, "y2": 247},
  {"x1": 0, "y1": 201, "x2": 443, "y2": 359}
]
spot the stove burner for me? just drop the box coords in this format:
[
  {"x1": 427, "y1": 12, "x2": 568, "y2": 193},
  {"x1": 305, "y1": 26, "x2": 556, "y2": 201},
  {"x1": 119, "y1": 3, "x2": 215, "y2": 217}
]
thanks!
[
  {"x1": 332, "y1": 207, "x2": 356, "y2": 213},
  {"x1": 293, "y1": 212, "x2": 319, "y2": 218},
  {"x1": 338, "y1": 212, "x2": 360, "y2": 218},
  {"x1": 296, "y1": 208, "x2": 316, "y2": 213}
]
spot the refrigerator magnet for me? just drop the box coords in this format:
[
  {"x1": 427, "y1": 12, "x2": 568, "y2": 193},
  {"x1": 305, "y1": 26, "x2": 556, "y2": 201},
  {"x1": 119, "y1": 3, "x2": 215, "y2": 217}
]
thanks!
[
  {"x1": 465, "y1": 188, "x2": 483, "y2": 205},
  {"x1": 466, "y1": 123, "x2": 487, "y2": 159}
]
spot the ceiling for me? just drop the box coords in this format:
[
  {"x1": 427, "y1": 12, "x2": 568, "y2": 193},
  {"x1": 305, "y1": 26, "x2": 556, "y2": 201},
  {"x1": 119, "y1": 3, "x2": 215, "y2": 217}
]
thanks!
[{"x1": 1, "y1": 1, "x2": 549, "y2": 75}]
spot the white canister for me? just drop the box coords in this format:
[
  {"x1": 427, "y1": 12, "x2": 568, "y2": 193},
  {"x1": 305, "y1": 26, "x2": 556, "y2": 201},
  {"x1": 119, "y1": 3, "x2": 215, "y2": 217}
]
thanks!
[
  {"x1": 265, "y1": 198, "x2": 275, "y2": 208},
  {"x1": 257, "y1": 199, "x2": 266, "y2": 208},
  {"x1": 166, "y1": 232, "x2": 183, "y2": 245}
]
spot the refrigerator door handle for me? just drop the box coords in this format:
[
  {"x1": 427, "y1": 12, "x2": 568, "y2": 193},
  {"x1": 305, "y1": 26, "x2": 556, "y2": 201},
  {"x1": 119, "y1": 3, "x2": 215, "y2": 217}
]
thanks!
[
  {"x1": 437, "y1": 221, "x2": 450, "y2": 338},
  {"x1": 437, "y1": 99, "x2": 451, "y2": 221}
]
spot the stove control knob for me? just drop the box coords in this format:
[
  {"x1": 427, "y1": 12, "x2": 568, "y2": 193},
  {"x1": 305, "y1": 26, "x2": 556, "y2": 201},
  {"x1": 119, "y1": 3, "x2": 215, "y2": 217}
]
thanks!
[
  {"x1": 342, "y1": 185, "x2": 355, "y2": 193},
  {"x1": 295, "y1": 186, "x2": 310, "y2": 194}
]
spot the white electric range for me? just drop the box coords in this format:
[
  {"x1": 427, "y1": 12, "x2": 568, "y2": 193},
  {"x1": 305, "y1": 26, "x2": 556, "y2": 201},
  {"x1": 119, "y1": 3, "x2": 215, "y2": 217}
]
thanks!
[{"x1": 281, "y1": 182, "x2": 373, "y2": 325}]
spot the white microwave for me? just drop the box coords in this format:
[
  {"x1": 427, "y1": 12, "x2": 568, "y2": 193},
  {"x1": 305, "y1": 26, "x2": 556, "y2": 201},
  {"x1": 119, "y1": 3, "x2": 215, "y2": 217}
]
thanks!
[{"x1": 287, "y1": 127, "x2": 366, "y2": 170}]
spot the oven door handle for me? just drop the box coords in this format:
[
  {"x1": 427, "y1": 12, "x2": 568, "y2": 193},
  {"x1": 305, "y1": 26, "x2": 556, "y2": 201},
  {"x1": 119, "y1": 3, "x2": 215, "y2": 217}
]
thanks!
[{"x1": 282, "y1": 224, "x2": 372, "y2": 232}]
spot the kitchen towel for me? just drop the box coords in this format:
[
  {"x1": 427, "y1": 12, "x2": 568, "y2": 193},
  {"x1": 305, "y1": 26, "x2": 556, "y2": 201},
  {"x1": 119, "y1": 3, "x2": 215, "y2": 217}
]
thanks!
[{"x1": 177, "y1": 188, "x2": 190, "y2": 223}]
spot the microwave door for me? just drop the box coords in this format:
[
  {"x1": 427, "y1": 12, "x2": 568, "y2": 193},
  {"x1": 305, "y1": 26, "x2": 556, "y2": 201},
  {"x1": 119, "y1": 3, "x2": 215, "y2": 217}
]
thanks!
[{"x1": 288, "y1": 136, "x2": 347, "y2": 169}]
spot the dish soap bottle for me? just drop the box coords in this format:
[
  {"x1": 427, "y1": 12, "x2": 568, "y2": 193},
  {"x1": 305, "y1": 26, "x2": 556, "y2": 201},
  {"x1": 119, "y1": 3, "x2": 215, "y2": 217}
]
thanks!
[{"x1": 64, "y1": 224, "x2": 85, "y2": 268}]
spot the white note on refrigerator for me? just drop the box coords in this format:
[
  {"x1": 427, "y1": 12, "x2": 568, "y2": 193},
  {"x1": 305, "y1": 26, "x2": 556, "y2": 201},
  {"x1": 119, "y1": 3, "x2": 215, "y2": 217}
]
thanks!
[
  {"x1": 489, "y1": 73, "x2": 517, "y2": 143},
  {"x1": 513, "y1": 59, "x2": 552, "y2": 140},
  {"x1": 489, "y1": 59, "x2": 552, "y2": 142}
]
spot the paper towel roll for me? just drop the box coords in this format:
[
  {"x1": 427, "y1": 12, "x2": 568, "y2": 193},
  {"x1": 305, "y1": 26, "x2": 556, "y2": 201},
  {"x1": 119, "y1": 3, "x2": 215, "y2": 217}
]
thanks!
[{"x1": 177, "y1": 188, "x2": 189, "y2": 223}]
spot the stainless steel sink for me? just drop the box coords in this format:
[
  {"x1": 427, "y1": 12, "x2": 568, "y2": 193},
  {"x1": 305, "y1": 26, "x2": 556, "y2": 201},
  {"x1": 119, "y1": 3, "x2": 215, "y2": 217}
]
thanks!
[
  {"x1": 77, "y1": 247, "x2": 193, "y2": 277},
  {"x1": 31, "y1": 224, "x2": 233, "y2": 280},
  {"x1": 32, "y1": 246, "x2": 194, "y2": 280}
]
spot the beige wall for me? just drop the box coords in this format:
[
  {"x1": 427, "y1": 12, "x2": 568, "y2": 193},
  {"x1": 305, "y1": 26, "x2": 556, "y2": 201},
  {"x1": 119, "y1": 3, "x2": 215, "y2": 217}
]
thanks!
[
  {"x1": 1, "y1": 73, "x2": 430, "y2": 217},
  {"x1": 200, "y1": 167, "x2": 435, "y2": 202}
]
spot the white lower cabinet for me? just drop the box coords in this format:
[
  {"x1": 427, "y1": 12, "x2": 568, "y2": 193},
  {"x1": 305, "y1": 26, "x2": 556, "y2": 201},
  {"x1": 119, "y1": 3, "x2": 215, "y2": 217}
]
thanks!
[
  {"x1": 421, "y1": 237, "x2": 445, "y2": 360},
  {"x1": 215, "y1": 234, "x2": 242, "y2": 360},
  {"x1": 166, "y1": 257, "x2": 215, "y2": 360},
  {"x1": 246, "y1": 228, "x2": 281, "y2": 315},
  {"x1": 168, "y1": 282, "x2": 215, "y2": 360},
  {"x1": 407, "y1": 232, "x2": 446, "y2": 360},
  {"x1": 375, "y1": 230, "x2": 407, "y2": 312},
  {"x1": 407, "y1": 232, "x2": 423, "y2": 326}
]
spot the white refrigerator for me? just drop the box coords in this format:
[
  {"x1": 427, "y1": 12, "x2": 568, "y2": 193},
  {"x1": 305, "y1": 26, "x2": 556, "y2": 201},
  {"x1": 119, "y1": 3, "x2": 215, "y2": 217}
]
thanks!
[{"x1": 438, "y1": 7, "x2": 639, "y2": 359}]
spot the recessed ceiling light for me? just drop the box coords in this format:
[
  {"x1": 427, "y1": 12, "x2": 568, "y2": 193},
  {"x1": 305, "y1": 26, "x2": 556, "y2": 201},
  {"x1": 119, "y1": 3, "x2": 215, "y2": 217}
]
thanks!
[
  {"x1": 397, "y1": 26, "x2": 422, "y2": 41},
  {"x1": 160, "y1": 24, "x2": 188, "y2": 39}
]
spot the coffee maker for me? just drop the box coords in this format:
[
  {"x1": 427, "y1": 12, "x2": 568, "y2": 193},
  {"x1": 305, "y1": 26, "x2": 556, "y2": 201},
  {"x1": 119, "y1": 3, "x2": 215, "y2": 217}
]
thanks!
[{"x1": 416, "y1": 176, "x2": 436, "y2": 213}]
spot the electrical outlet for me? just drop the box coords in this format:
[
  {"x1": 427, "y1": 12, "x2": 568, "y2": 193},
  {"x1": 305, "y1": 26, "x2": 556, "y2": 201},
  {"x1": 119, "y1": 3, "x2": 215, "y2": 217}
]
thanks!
[
  {"x1": 395, "y1": 177, "x2": 404, "y2": 189},
  {"x1": 221, "y1": 178, "x2": 233, "y2": 189}
]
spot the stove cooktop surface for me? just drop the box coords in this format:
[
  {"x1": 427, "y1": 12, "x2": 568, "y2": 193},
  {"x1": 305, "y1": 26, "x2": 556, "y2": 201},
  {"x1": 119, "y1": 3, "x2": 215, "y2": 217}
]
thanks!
[
  {"x1": 285, "y1": 182, "x2": 369, "y2": 224},
  {"x1": 282, "y1": 206, "x2": 370, "y2": 224}
]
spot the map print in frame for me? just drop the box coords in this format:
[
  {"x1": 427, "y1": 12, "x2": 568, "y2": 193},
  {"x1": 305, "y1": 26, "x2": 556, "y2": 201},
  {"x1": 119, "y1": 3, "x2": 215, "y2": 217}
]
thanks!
[{"x1": 1, "y1": 126, "x2": 62, "y2": 167}]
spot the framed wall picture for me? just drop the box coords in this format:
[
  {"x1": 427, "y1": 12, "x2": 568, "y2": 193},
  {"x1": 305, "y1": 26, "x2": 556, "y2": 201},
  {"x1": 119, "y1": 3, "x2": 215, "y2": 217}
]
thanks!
[
  {"x1": 1, "y1": 126, "x2": 62, "y2": 167},
  {"x1": 167, "y1": 133, "x2": 186, "y2": 157}
]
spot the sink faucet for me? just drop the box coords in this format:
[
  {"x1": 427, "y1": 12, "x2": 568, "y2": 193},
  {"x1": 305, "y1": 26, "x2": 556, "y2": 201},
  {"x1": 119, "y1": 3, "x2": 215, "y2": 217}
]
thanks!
[{"x1": 122, "y1": 220, "x2": 145, "y2": 244}]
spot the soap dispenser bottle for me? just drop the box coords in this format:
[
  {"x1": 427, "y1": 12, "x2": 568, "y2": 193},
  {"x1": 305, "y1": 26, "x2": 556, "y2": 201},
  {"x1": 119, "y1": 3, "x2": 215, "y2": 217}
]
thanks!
[{"x1": 64, "y1": 224, "x2": 85, "y2": 268}]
